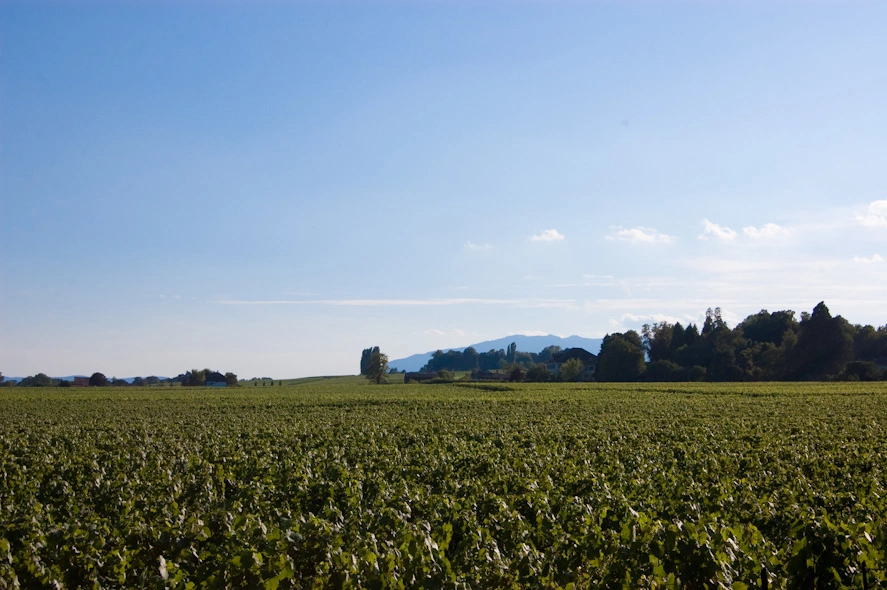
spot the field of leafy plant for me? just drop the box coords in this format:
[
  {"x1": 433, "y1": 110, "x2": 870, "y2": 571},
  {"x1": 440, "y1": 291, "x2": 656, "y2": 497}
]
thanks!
[{"x1": 1, "y1": 382, "x2": 885, "y2": 589}]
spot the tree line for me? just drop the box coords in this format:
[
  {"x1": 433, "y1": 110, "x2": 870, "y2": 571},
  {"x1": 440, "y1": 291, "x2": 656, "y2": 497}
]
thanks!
[
  {"x1": 364, "y1": 301, "x2": 886, "y2": 383},
  {"x1": 2, "y1": 369, "x2": 239, "y2": 387},
  {"x1": 598, "y1": 302, "x2": 887, "y2": 382}
]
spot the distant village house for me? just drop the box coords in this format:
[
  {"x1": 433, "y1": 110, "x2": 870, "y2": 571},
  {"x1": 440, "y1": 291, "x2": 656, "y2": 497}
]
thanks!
[
  {"x1": 205, "y1": 371, "x2": 227, "y2": 387},
  {"x1": 546, "y1": 348, "x2": 597, "y2": 381}
]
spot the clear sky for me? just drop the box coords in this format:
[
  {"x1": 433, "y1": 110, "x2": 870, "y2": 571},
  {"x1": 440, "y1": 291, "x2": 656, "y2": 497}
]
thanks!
[{"x1": 2, "y1": 1, "x2": 886, "y2": 379}]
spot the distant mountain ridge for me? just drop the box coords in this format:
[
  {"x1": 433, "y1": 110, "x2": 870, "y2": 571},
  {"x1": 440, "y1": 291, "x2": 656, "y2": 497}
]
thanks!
[{"x1": 388, "y1": 334, "x2": 604, "y2": 373}]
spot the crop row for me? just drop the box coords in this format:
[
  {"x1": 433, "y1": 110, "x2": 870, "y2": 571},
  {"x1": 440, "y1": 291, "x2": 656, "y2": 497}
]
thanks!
[{"x1": 1, "y1": 383, "x2": 886, "y2": 588}]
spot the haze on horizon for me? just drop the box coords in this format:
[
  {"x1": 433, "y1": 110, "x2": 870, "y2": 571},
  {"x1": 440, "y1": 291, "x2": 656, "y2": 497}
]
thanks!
[{"x1": 2, "y1": 1, "x2": 886, "y2": 379}]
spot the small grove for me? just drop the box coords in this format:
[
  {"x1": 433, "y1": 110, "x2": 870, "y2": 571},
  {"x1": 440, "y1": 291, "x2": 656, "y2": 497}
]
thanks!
[{"x1": 1, "y1": 382, "x2": 885, "y2": 588}]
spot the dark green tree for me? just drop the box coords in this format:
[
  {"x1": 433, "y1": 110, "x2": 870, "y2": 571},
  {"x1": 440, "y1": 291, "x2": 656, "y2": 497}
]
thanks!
[
  {"x1": 853, "y1": 324, "x2": 887, "y2": 362},
  {"x1": 706, "y1": 322, "x2": 746, "y2": 381},
  {"x1": 365, "y1": 348, "x2": 389, "y2": 384},
  {"x1": 462, "y1": 347, "x2": 480, "y2": 371},
  {"x1": 669, "y1": 323, "x2": 686, "y2": 357},
  {"x1": 360, "y1": 347, "x2": 380, "y2": 375},
  {"x1": 645, "y1": 360, "x2": 684, "y2": 381},
  {"x1": 21, "y1": 373, "x2": 53, "y2": 387},
  {"x1": 702, "y1": 307, "x2": 727, "y2": 335},
  {"x1": 478, "y1": 349, "x2": 506, "y2": 371},
  {"x1": 525, "y1": 364, "x2": 554, "y2": 382},
  {"x1": 642, "y1": 322, "x2": 676, "y2": 363},
  {"x1": 596, "y1": 331, "x2": 645, "y2": 381},
  {"x1": 225, "y1": 372, "x2": 238, "y2": 386},
  {"x1": 738, "y1": 309, "x2": 798, "y2": 347},
  {"x1": 185, "y1": 369, "x2": 209, "y2": 387},
  {"x1": 838, "y1": 361, "x2": 883, "y2": 381},
  {"x1": 788, "y1": 302, "x2": 854, "y2": 380},
  {"x1": 89, "y1": 372, "x2": 109, "y2": 387},
  {"x1": 560, "y1": 357, "x2": 583, "y2": 382}
]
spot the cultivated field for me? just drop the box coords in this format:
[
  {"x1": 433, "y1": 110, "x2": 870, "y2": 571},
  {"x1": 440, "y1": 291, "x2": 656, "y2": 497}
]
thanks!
[{"x1": 1, "y1": 382, "x2": 885, "y2": 588}]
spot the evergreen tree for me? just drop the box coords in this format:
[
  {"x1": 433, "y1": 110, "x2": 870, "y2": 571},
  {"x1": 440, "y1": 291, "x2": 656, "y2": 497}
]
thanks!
[{"x1": 365, "y1": 348, "x2": 389, "y2": 384}]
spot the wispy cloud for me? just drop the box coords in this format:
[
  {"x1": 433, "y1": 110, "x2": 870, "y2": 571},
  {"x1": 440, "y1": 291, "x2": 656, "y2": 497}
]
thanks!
[
  {"x1": 853, "y1": 254, "x2": 885, "y2": 264},
  {"x1": 699, "y1": 219, "x2": 737, "y2": 241},
  {"x1": 743, "y1": 223, "x2": 791, "y2": 239},
  {"x1": 608, "y1": 226, "x2": 673, "y2": 244},
  {"x1": 464, "y1": 241, "x2": 493, "y2": 251},
  {"x1": 424, "y1": 328, "x2": 467, "y2": 337},
  {"x1": 857, "y1": 200, "x2": 887, "y2": 228},
  {"x1": 531, "y1": 229, "x2": 565, "y2": 242},
  {"x1": 212, "y1": 297, "x2": 576, "y2": 308},
  {"x1": 607, "y1": 312, "x2": 690, "y2": 332}
]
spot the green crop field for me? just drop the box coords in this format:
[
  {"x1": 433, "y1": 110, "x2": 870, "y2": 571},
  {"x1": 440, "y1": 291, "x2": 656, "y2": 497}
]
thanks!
[{"x1": 1, "y1": 382, "x2": 886, "y2": 589}]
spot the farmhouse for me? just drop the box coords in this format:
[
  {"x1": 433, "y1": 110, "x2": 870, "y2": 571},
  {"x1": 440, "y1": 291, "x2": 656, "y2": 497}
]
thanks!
[
  {"x1": 546, "y1": 347, "x2": 597, "y2": 381},
  {"x1": 205, "y1": 371, "x2": 227, "y2": 387}
]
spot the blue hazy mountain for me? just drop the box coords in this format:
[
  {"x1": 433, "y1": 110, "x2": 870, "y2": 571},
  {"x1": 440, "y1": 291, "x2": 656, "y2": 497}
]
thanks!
[{"x1": 388, "y1": 334, "x2": 604, "y2": 373}]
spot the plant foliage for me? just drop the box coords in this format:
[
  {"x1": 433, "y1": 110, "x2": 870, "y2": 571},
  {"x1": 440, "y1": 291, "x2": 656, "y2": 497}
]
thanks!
[{"x1": 1, "y1": 383, "x2": 886, "y2": 588}]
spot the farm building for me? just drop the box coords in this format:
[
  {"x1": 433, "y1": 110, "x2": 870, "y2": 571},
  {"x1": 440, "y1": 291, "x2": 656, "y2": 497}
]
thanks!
[
  {"x1": 545, "y1": 347, "x2": 597, "y2": 381},
  {"x1": 205, "y1": 371, "x2": 227, "y2": 387}
]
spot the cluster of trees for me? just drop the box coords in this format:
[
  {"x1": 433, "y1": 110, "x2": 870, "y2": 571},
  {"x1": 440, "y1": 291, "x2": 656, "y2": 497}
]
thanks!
[
  {"x1": 174, "y1": 369, "x2": 238, "y2": 387},
  {"x1": 360, "y1": 346, "x2": 389, "y2": 384},
  {"x1": 421, "y1": 343, "x2": 566, "y2": 373},
  {"x1": 597, "y1": 302, "x2": 887, "y2": 382}
]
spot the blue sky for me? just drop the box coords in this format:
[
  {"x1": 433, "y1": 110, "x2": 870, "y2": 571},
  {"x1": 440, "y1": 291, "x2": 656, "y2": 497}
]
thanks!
[{"x1": 2, "y1": 1, "x2": 886, "y2": 379}]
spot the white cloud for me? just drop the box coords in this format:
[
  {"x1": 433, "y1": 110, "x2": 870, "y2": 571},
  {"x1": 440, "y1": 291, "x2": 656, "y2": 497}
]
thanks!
[
  {"x1": 608, "y1": 226, "x2": 673, "y2": 244},
  {"x1": 699, "y1": 219, "x2": 737, "y2": 241},
  {"x1": 743, "y1": 223, "x2": 790, "y2": 239},
  {"x1": 619, "y1": 312, "x2": 687, "y2": 325},
  {"x1": 853, "y1": 254, "x2": 885, "y2": 264},
  {"x1": 531, "y1": 229, "x2": 565, "y2": 242},
  {"x1": 424, "y1": 328, "x2": 467, "y2": 337},
  {"x1": 464, "y1": 241, "x2": 493, "y2": 251},
  {"x1": 857, "y1": 200, "x2": 887, "y2": 228}
]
